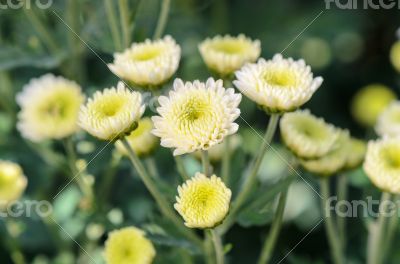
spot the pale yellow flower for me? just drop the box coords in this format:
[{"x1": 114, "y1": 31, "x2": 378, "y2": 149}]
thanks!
[
  {"x1": 108, "y1": 36, "x2": 180, "y2": 88},
  {"x1": 300, "y1": 130, "x2": 350, "y2": 176},
  {"x1": 351, "y1": 84, "x2": 397, "y2": 127},
  {"x1": 16, "y1": 74, "x2": 84, "y2": 142},
  {"x1": 234, "y1": 54, "x2": 323, "y2": 113},
  {"x1": 104, "y1": 227, "x2": 155, "y2": 264},
  {"x1": 79, "y1": 82, "x2": 145, "y2": 141},
  {"x1": 344, "y1": 138, "x2": 366, "y2": 170},
  {"x1": 390, "y1": 41, "x2": 400, "y2": 73},
  {"x1": 280, "y1": 109, "x2": 340, "y2": 159},
  {"x1": 376, "y1": 101, "x2": 400, "y2": 138},
  {"x1": 152, "y1": 78, "x2": 241, "y2": 155},
  {"x1": 0, "y1": 161, "x2": 27, "y2": 207},
  {"x1": 174, "y1": 173, "x2": 231, "y2": 228},
  {"x1": 199, "y1": 34, "x2": 261, "y2": 76},
  {"x1": 115, "y1": 117, "x2": 159, "y2": 157},
  {"x1": 363, "y1": 138, "x2": 400, "y2": 194}
]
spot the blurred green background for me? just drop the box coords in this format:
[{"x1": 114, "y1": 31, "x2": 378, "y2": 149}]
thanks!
[{"x1": 0, "y1": 0, "x2": 400, "y2": 263}]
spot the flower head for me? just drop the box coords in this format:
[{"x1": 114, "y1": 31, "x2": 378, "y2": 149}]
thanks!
[
  {"x1": 300, "y1": 130, "x2": 350, "y2": 176},
  {"x1": 280, "y1": 109, "x2": 340, "y2": 159},
  {"x1": 152, "y1": 78, "x2": 241, "y2": 156},
  {"x1": 351, "y1": 84, "x2": 397, "y2": 127},
  {"x1": 234, "y1": 54, "x2": 323, "y2": 113},
  {"x1": 174, "y1": 173, "x2": 231, "y2": 228},
  {"x1": 16, "y1": 74, "x2": 84, "y2": 142},
  {"x1": 108, "y1": 36, "x2": 180, "y2": 88},
  {"x1": 363, "y1": 138, "x2": 400, "y2": 194},
  {"x1": 344, "y1": 138, "x2": 366, "y2": 170},
  {"x1": 390, "y1": 41, "x2": 400, "y2": 73},
  {"x1": 115, "y1": 117, "x2": 159, "y2": 157},
  {"x1": 104, "y1": 227, "x2": 155, "y2": 264},
  {"x1": 199, "y1": 34, "x2": 261, "y2": 76},
  {"x1": 0, "y1": 161, "x2": 27, "y2": 207},
  {"x1": 79, "y1": 82, "x2": 145, "y2": 141},
  {"x1": 376, "y1": 101, "x2": 400, "y2": 138}
]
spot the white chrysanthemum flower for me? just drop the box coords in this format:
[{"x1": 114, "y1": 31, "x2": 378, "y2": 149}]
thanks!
[
  {"x1": 234, "y1": 54, "x2": 323, "y2": 113},
  {"x1": 280, "y1": 109, "x2": 340, "y2": 159},
  {"x1": 300, "y1": 130, "x2": 350, "y2": 176},
  {"x1": 104, "y1": 227, "x2": 156, "y2": 264},
  {"x1": 174, "y1": 173, "x2": 231, "y2": 228},
  {"x1": 376, "y1": 101, "x2": 400, "y2": 138},
  {"x1": 79, "y1": 82, "x2": 145, "y2": 141},
  {"x1": 152, "y1": 78, "x2": 241, "y2": 156},
  {"x1": 0, "y1": 161, "x2": 27, "y2": 207},
  {"x1": 344, "y1": 138, "x2": 366, "y2": 170},
  {"x1": 199, "y1": 34, "x2": 261, "y2": 76},
  {"x1": 108, "y1": 36, "x2": 181, "y2": 88},
  {"x1": 364, "y1": 138, "x2": 400, "y2": 194},
  {"x1": 115, "y1": 117, "x2": 159, "y2": 157},
  {"x1": 16, "y1": 74, "x2": 84, "y2": 142}
]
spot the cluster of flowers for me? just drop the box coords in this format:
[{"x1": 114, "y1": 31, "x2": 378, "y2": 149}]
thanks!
[{"x1": 2, "y1": 32, "x2": 398, "y2": 263}]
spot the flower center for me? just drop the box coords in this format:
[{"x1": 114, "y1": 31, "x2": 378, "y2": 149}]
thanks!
[
  {"x1": 296, "y1": 118, "x2": 328, "y2": 141},
  {"x1": 212, "y1": 41, "x2": 244, "y2": 54},
  {"x1": 382, "y1": 145, "x2": 400, "y2": 169},
  {"x1": 96, "y1": 97, "x2": 125, "y2": 118},
  {"x1": 263, "y1": 69, "x2": 297, "y2": 87},
  {"x1": 132, "y1": 46, "x2": 162, "y2": 61},
  {"x1": 178, "y1": 98, "x2": 211, "y2": 122}
]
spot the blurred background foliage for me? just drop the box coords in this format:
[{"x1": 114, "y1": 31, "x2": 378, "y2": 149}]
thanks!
[{"x1": 0, "y1": 0, "x2": 400, "y2": 263}]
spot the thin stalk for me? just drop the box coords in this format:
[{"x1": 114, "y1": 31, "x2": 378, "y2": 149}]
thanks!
[
  {"x1": 98, "y1": 153, "x2": 121, "y2": 206},
  {"x1": 153, "y1": 0, "x2": 171, "y2": 39},
  {"x1": 367, "y1": 192, "x2": 392, "y2": 264},
  {"x1": 336, "y1": 174, "x2": 348, "y2": 248},
  {"x1": 320, "y1": 178, "x2": 344, "y2": 264},
  {"x1": 104, "y1": 0, "x2": 122, "y2": 51},
  {"x1": 382, "y1": 195, "x2": 399, "y2": 262},
  {"x1": 118, "y1": 0, "x2": 132, "y2": 48},
  {"x1": 202, "y1": 150, "x2": 210, "y2": 176},
  {"x1": 175, "y1": 156, "x2": 190, "y2": 181},
  {"x1": 219, "y1": 114, "x2": 280, "y2": 234},
  {"x1": 221, "y1": 137, "x2": 230, "y2": 184},
  {"x1": 64, "y1": 138, "x2": 94, "y2": 204},
  {"x1": 257, "y1": 184, "x2": 290, "y2": 264},
  {"x1": 145, "y1": 157, "x2": 161, "y2": 180},
  {"x1": 23, "y1": 8, "x2": 59, "y2": 54},
  {"x1": 209, "y1": 229, "x2": 224, "y2": 264},
  {"x1": 5, "y1": 220, "x2": 26, "y2": 264},
  {"x1": 121, "y1": 138, "x2": 203, "y2": 248}
]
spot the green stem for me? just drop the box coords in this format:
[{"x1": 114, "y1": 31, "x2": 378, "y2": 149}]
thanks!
[
  {"x1": 145, "y1": 157, "x2": 161, "y2": 180},
  {"x1": 336, "y1": 174, "x2": 348, "y2": 248},
  {"x1": 23, "y1": 8, "x2": 59, "y2": 54},
  {"x1": 257, "y1": 183, "x2": 291, "y2": 264},
  {"x1": 98, "y1": 153, "x2": 121, "y2": 206},
  {"x1": 202, "y1": 150, "x2": 210, "y2": 176},
  {"x1": 209, "y1": 229, "x2": 224, "y2": 264},
  {"x1": 121, "y1": 138, "x2": 203, "y2": 248},
  {"x1": 5, "y1": 220, "x2": 26, "y2": 264},
  {"x1": 118, "y1": 0, "x2": 132, "y2": 49},
  {"x1": 320, "y1": 178, "x2": 344, "y2": 264},
  {"x1": 64, "y1": 138, "x2": 94, "y2": 205},
  {"x1": 153, "y1": 0, "x2": 171, "y2": 39},
  {"x1": 367, "y1": 192, "x2": 393, "y2": 264},
  {"x1": 175, "y1": 156, "x2": 190, "y2": 181},
  {"x1": 219, "y1": 114, "x2": 280, "y2": 234},
  {"x1": 104, "y1": 0, "x2": 122, "y2": 51},
  {"x1": 221, "y1": 137, "x2": 230, "y2": 184},
  {"x1": 382, "y1": 195, "x2": 399, "y2": 262}
]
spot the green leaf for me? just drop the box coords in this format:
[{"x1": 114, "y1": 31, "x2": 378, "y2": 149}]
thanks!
[{"x1": 237, "y1": 176, "x2": 294, "y2": 227}]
